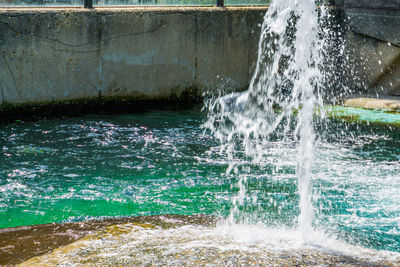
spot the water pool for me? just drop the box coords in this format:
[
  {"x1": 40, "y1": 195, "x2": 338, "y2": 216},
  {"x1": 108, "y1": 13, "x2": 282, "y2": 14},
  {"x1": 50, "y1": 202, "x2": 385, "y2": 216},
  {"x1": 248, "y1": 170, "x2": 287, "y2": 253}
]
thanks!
[{"x1": 0, "y1": 110, "x2": 399, "y2": 256}]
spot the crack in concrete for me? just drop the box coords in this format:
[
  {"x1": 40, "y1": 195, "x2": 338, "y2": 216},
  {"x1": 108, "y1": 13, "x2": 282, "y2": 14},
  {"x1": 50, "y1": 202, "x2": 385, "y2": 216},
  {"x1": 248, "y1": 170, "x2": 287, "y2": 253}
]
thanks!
[
  {"x1": 0, "y1": 19, "x2": 167, "y2": 52},
  {"x1": 54, "y1": 23, "x2": 167, "y2": 53},
  {"x1": 2, "y1": 52, "x2": 19, "y2": 98}
]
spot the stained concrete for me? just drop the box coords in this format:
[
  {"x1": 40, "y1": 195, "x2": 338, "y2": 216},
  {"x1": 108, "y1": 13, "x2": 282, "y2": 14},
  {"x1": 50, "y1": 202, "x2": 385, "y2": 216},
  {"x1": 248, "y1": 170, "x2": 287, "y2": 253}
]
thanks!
[
  {"x1": 0, "y1": 7, "x2": 266, "y2": 107},
  {"x1": 337, "y1": 0, "x2": 400, "y2": 96},
  {"x1": 0, "y1": 5, "x2": 399, "y2": 115},
  {"x1": 345, "y1": 32, "x2": 400, "y2": 96},
  {"x1": 336, "y1": 0, "x2": 400, "y2": 46}
]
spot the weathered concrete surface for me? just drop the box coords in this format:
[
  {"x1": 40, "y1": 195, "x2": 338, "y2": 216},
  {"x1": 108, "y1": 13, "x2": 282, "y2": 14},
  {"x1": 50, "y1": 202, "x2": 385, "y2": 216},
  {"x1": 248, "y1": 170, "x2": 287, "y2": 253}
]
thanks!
[
  {"x1": 0, "y1": 5, "x2": 399, "y2": 114},
  {"x1": 337, "y1": 0, "x2": 400, "y2": 96},
  {"x1": 336, "y1": 0, "x2": 400, "y2": 46},
  {"x1": 0, "y1": 7, "x2": 266, "y2": 107},
  {"x1": 345, "y1": 32, "x2": 400, "y2": 96}
]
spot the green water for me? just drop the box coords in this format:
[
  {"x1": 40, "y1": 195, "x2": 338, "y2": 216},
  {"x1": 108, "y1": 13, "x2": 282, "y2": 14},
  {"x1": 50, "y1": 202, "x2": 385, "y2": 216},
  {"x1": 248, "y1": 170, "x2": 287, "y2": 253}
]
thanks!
[
  {"x1": 0, "y1": 110, "x2": 399, "y2": 252},
  {"x1": 327, "y1": 106, "x2": 400, "y2": 126}
]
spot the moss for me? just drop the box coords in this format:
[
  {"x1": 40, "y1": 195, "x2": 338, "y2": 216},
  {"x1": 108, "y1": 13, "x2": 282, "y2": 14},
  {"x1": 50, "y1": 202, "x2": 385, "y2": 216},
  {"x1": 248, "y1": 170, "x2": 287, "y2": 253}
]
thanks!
[
  {"x1": 0, "y1": 86, "x2": 203, "y2": 124},
  {"x1": 324, "y1": 105, "x2": 400, "y2": 127},
  {"x1": 383, "y1": 109, "x2": 400, "y2": 115}
]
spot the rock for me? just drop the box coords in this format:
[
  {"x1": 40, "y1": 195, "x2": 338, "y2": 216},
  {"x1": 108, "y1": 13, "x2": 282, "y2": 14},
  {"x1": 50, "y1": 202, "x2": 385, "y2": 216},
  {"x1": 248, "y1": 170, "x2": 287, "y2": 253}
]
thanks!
[
  {"x1": 16, "y1": 223, "x2": 400, "y2": 266},
  {"x1": 344, "y1": 97, "x2": 400, "y2": 110}
]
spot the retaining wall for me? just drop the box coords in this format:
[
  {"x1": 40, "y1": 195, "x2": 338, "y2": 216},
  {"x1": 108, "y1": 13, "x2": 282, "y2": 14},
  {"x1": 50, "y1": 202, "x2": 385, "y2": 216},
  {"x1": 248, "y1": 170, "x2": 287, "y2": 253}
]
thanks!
[
  {"x1": 0, "y1": 7, "x2": 265, "y2": 108},
  {"x1": 338, "y1": 0, "x2": 400, "y2": 96},
  {"x1": 0, "y1": 5, "x2": 399, "y2": 117}
]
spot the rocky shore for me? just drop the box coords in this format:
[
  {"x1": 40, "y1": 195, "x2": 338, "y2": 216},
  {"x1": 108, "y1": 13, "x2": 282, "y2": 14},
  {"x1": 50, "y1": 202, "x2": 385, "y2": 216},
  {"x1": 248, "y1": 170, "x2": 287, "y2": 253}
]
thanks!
[{"x1": 1, "y1": 215, "x2": 399, "y2": 266}]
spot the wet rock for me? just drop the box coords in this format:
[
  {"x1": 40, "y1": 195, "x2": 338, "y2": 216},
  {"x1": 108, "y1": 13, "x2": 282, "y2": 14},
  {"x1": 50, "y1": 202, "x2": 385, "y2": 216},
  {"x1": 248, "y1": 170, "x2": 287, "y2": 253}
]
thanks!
[
  {"x1": 16, "y1": 222, "x2": 400, "y2": 267},
  {"x1": 344, "y1": 98, "x2": 400, "y2": 110}
]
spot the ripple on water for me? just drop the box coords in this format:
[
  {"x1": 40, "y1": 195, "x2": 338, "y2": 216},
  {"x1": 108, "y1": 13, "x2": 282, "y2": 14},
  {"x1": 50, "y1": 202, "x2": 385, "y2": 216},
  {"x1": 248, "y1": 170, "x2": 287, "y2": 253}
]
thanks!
[{"x1": 0, "y1": 111, "x2": 399, "y2": 253}]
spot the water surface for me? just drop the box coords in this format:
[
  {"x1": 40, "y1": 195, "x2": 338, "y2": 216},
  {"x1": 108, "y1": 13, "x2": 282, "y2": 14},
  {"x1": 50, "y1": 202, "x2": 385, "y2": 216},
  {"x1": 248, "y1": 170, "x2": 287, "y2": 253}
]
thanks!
[{"x1": 0, "y1": 110, "x2": 399, "y2": 252}]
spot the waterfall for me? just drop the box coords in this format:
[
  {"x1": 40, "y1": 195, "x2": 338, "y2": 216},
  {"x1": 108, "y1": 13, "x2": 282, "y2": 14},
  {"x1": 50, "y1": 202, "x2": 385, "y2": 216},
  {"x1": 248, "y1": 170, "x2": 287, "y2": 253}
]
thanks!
[{"x1": 204, "y1": 0, "x2": 334, "y2": 242}]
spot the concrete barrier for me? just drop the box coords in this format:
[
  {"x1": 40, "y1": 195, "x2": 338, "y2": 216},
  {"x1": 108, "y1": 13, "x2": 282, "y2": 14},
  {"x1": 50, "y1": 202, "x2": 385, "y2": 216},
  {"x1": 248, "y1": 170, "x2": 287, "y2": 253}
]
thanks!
[
  {"x1": 0, "y1": 7, "x2": 266, "y2": 111},
  {"x1": 337, "y1": 0, "x2": 400, "y2": 96},
  {"x1": 0, "y1": 5, "x2": 399, "y2": 119},
  {"x1": 336, "y1": 0, "x2": 400, "y2": 46}
]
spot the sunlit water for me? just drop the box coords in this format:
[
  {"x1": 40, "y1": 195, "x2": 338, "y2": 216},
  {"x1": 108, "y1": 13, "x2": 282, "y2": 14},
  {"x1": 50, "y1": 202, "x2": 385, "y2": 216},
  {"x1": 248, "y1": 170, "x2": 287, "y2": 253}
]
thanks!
[
  {"x1": 1, "y1": 1, "x2": 400, "y2": 261},
  {"x1": 0, "y1": 111, "x2": 399, "y2": 254},
  {"x1": 204, "y1": 0, "x2": 337, "y2": 244}
]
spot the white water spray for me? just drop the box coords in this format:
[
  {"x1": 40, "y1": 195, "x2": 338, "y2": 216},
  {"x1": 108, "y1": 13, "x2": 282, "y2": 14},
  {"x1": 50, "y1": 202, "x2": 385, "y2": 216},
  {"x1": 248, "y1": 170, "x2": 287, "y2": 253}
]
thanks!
[{"x1": 204, "y1": 0, "x2": 331, "y2": 242}]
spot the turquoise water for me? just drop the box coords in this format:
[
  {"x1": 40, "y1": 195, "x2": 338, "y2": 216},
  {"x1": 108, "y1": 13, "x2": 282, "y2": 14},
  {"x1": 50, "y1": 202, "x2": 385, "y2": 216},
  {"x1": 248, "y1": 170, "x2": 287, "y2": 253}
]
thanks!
[
  {"x1": 0, "y1": 110, "x2": 399, "y2": 252},
  {"x1": 327, "y1": 106, "x2": 400, "y2": 125}
]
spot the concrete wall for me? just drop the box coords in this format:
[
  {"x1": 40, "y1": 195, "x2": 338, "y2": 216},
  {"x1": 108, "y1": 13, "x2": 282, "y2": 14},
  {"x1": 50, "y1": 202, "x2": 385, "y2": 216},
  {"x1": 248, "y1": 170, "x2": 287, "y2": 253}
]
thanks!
[
  {"x1": 337, "y1": 0, "x2": 400, "y2": 96},
  {"x1": 345, "y1": 32, "x2": 400, "y2": 96},
  {"x1": 0, "y1": 5, "x2": 399, "y2": 114},
  {"x1": 336, "y1": 0, "x2": 400, "y2": 46},
  {"x1": 0, "y1": 7, "x2": 266, "y2": 107}
]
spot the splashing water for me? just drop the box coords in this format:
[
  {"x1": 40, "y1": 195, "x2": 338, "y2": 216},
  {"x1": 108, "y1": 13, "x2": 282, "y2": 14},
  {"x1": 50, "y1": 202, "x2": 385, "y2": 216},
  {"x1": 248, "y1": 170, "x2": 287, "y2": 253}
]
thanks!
[{"x1": 204, "y1": 0, "x2": 335, "y2": 242}]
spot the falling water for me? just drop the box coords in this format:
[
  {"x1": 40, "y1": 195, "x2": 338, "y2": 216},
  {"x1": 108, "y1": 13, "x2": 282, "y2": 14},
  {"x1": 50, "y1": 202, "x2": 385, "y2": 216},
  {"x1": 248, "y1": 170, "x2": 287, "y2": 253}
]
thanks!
[{"x1": 204, "y1": 0, "x2": 333, "y2": 242}]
